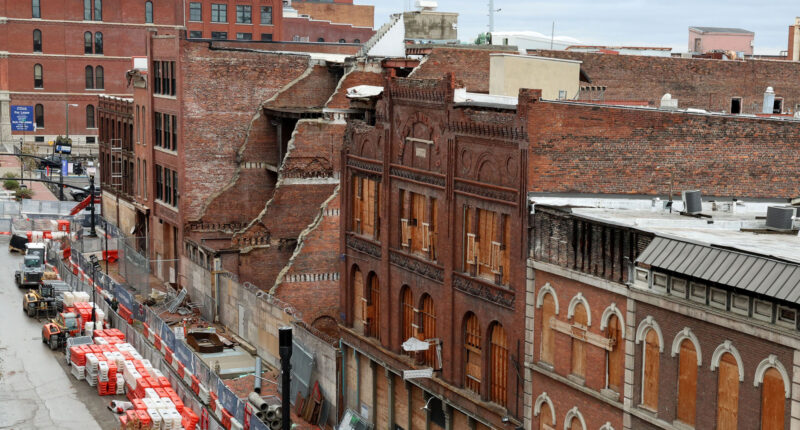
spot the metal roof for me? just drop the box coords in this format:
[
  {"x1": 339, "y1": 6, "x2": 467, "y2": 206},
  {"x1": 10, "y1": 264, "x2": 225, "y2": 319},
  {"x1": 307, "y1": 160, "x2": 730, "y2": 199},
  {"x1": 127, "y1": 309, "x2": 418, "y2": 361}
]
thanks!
[
  {"x1": 637, "y1": 236, "x2": 800, "y2": 304},
  {"x1": 689, "y1": 26, "x2": 754, "y2": 34}
]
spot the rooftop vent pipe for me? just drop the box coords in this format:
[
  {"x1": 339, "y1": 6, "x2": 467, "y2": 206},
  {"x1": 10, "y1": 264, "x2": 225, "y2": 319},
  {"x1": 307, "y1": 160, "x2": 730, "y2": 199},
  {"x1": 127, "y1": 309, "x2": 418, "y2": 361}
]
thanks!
[{"x1": 762, "y1": 87, "x2": 775, "y2": 114}]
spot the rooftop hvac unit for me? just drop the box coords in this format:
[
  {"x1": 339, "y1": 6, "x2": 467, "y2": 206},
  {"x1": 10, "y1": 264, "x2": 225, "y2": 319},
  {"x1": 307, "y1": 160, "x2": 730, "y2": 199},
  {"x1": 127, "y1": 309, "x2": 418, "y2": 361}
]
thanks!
[
  {"x1": 766, "y1": 206, "x2": 796, "y2": 231},
  {"x1": 682, "y1": 190, "x2": 703, "y2": 215}
]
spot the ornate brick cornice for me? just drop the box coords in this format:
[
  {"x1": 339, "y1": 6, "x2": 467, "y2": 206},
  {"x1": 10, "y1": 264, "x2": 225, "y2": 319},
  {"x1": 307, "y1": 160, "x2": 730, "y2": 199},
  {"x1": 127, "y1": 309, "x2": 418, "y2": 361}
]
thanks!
[
  {"x1": 455, "y1": 180, "x2": 517, "y2": 203},
  {"x1": 347, "y1": 156, "x2": 383, "y2": 177},
  {"x1": 346, "y1": 235, "x2": 381, "y2": 259},
  {"x1": 390, "y1": 167, "x2": 445, "y2": 188},
  {"x1": 453, "y1": 273, "x2": 515, "y2": 309},
  {"x1": 448, "y1": 121, "x2": 527, "y2": 142},
  {"x1": 389, "y1": 250, "x2": 444, "y2": 283}
]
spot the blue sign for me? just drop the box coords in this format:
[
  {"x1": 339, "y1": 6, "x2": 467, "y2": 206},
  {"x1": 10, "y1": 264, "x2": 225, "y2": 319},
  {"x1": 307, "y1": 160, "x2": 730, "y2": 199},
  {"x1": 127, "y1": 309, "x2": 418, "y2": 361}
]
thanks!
[
  {"x1": 61, "y1": 159, "x2": 69, "y2": 175},
  {"x1": 10, "y1": 106, "x2": 34, "y2": 131}
]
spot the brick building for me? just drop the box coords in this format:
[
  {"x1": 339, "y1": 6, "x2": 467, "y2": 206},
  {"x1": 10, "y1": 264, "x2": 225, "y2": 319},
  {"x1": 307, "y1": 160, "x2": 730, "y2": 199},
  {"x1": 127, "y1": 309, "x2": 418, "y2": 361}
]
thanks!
[
  {"x1": 339, "y1": 43, "x2": 800, "y2": 430},
  {"x1": 283, "y1": 0, "x2": 375, "y2": 43},
  {"x1": 530, "y1": 50, "x2": 800, "y2": 114},
  {"x1": 0, "y1": 0, "x2": 182, "y2": 153},
  {"x1": 184, "y1": 0, "x2": 283, "y2": 42}
]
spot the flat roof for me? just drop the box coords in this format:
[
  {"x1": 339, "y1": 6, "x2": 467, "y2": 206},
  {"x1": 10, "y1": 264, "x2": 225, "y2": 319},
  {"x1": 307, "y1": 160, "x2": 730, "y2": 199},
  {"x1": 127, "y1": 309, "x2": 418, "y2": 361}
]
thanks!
[
  {"x1": 489, "y1": 53, "x2": 583, "y2": 64},
  {"x1": 689, "y1": 26, "x2": 754, "y2": 34}
]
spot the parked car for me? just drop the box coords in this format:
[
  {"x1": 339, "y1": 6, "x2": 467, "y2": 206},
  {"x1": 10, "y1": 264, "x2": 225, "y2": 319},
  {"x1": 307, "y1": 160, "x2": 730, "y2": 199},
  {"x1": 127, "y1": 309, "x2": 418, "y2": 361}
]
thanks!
[
  {"x1": 70, "y1": 185, "x2": 100, "y2": 201},
  {"x1": 37, "y1": 155, "x2": 63, "y2": 170}
]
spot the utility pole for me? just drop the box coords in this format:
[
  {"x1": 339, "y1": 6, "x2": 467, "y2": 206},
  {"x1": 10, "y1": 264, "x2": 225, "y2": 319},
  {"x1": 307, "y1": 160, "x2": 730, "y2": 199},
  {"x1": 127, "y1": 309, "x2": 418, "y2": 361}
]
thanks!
[{"x1": 489, "y1": 0, "x2": 495, "y2": 33}]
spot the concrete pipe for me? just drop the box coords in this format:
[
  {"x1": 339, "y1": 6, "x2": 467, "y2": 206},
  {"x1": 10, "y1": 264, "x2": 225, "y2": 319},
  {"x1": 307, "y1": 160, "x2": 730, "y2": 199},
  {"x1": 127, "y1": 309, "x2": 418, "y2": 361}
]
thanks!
[
  {"x1": 269, "y1": 419, "x2": 282, "y2": 430},
  {"x1": 249, "y1": 392, "x2": 268, "y2": 412},
  {"x1": 265, "y1": 409, "x2": 277, "y2": 421}
]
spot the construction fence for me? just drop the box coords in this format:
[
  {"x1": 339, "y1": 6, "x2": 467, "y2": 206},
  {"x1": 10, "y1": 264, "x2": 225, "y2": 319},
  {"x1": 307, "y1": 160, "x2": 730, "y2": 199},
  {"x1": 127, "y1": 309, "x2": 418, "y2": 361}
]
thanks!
[{"x1": 52, "y1": 244, "x2": 273, "y2": 430}]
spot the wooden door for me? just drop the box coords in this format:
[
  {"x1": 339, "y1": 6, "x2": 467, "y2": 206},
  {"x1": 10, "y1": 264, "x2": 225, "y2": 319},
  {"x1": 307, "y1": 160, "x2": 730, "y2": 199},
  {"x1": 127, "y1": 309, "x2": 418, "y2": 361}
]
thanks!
[
  {"x1": 676, "y1": 340, "x2": 697, "y2": 426},
  {"x1": 760, "y1": 368, "x2": 784, "y2": 430},
  {"x1": 571, "y1": 303, "x2": 587, "y2": 378},
  {"x1": 540, "y1": 294, "x2": 555, "y2": 365},
  {"x1": 716, "y1": 353, "x2": 739, "y2": 430},
  {"x1": 642, "y1": 329, "x2": 660, "y2": 411}
]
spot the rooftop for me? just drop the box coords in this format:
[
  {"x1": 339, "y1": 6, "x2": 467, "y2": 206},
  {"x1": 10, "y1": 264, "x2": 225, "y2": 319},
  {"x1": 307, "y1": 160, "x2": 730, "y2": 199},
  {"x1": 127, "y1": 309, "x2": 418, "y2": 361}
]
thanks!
[{"x1": 689, "y1": 26, "x2": 754, "y2": 35}]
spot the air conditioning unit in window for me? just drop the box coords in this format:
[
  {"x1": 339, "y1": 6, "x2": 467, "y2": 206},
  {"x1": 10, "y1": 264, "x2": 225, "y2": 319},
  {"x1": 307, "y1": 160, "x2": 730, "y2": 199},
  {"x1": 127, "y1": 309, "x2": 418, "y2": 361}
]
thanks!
[{"x1": 766, "y1": 206, "x2": 796, "y2": 231}]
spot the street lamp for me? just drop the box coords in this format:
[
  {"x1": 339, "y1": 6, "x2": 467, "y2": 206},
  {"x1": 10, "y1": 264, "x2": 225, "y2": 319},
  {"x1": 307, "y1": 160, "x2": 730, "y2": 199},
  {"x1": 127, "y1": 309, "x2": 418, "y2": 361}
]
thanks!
[
  {"x1": 60, "y1": 103, "x2": 79, "y2": 201},
  {"x1": 64, "y1": 103, "x2": 79, "y2": 148},
  {"x1": 88, "y1": 173, "x2": 97, "y2": 237},
  {"x1": 89, "y1": 254, "x2": 101, "y2": 333}
]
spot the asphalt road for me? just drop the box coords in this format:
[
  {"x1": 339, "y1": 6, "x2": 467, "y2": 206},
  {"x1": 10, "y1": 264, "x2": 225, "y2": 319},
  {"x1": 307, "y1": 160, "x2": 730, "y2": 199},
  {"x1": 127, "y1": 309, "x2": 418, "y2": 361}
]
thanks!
[{"x1": 0, "y1": 240, "x2": 120, "y2": 429}]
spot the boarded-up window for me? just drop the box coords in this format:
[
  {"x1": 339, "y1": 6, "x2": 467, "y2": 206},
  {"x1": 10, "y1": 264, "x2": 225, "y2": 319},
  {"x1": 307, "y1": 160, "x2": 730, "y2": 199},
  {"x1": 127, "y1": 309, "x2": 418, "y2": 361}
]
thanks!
[
  {"x1": 606, "y1": 314, "x2": 623, "y2": 393},
  {"x1": 540, "y1": 293, "x2": 556, "y2": 365},
  {"x1": 428, "y1": 197, "x2": 437, "y2": 260},
  {"x1": 539, "y1": 405, "x2": 554, "y2": 430},
  {"x1": 642, "y1": 329, "x2": 660, "y2": 411},
  {"x1": 411, "y1": 193, "x2": 425, "y2": 254},
  {"x1": 569, "y1": 416, "x2": 583, "y2": 430},
  {"x1": 353, "y1": 176, "x2": 379, "y2": 239},
  {"x1": 490, "y1": 323, "x2": 508, "y2": 406},
  {"x1": 366, "y1": 274, "x2": 380, "y2": 340},
  {"x1": 717, "y1": 353, "x2": 739, "y2": 430},
  {"x1": 419, "y1": 295, "x2": 437, "y2": 367},
  {"x1": 571, "y1": 303, "x2": 587, "y2": 379},
  {"x1": 352, "y1": 177, "x2": 362, "y2": 233},
  {"x1": 463, "y1": 207, "x2": 508, "y2": 284},
  {"x1": 353, "y1": 268, "x2": 365, "y2": 333},
  {"x1": 761, "y1": 367, "x2": 785, "y2": 430},
  {"x1": 464, "y1": 313, "x2": 481, "y2": 394},
  {"x1": 477, "y1": 209, "x2": 497, "y2": 281},
  {"x1": 676, "y1": 339, "x2": 698, "y2": 426},
  {"x1": 464, "y1": 206, "x2": 476, "y2": 272},
  {"x1": 401, "y1": 287, "x2": 414, "y2": 355}
]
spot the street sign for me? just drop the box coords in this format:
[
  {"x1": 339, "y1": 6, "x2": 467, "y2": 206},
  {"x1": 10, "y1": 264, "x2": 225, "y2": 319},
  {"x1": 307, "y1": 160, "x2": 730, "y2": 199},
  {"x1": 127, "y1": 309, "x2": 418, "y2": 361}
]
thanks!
[
  {"x1": 61, "y1": 159, "x2": 69, "y2": 175},
  {"x1": 403, "y1": 368, "x2": 433, "y2": 380},
  {"x1": 10, "y1": 105, "x2": 34, "y2": 131}
]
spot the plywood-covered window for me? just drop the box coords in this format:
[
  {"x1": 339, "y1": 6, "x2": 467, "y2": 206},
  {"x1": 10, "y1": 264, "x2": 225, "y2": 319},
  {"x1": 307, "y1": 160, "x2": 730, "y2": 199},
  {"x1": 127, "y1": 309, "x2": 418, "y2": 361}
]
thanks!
[
  {"x1": 568, "y1": 417, "x2": 583, "y2": 430},
  {"x1": 463, "y1": 206, "x2": 510, "y2": 285},
  {"x1": 540, "y1": 293, "x2": 556, "y2": 365},
  {"x1": 716, "y1": 353, "x2": 739, "y2": 430},
  {"x1": 366, "y1": 274, "x2": 380, "y2": 340},
  {"x1": 401, "y1": 287, "x2": 414, "y2": 350},
  {"x1": 489, "y1": 323, "x2": 508, "y2": 406},
  {"x1": 463, "y1": 313, "x2": 481, "y2": 394},
  {"x1": 539, "y1": 405, "x2": 554, "y2": 430},
  {"x1": 352, "y1": 268, "x2": 364, "y2": 333},
  {"x1": 400, "y1": 190, "x2": 437, "y2": 261},
  {"x1": 605, "y1": 314, "x2": 623, "y2": 393},
  {"x1": 761, "y1": 368, "x2": 785, "y2": 430},
  {"x1": 419, "y1": 295, "x2": 436, "y2": 367},
  {"x1": 642, "y1": 329, "x2": 660, "y2": 411},
  {"x1": 353, "y1": 176, "x2": 380, "y2": 240},
  {"x1": 676, "y1": 339, "x2": 698, "y2": 426},
  {"x1": 410, "y1": 193, "x2": 425, "y2": 254},
  {"x1": 570, "y1": 303, "x2": 588, "y2": 380}
]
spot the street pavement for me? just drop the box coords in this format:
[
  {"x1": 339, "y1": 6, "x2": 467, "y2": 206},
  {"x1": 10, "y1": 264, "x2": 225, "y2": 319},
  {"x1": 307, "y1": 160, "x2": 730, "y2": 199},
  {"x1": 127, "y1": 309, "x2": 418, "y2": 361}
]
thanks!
[{"x1": 0, "y1": 239, "x2": 117, "y2": 429}]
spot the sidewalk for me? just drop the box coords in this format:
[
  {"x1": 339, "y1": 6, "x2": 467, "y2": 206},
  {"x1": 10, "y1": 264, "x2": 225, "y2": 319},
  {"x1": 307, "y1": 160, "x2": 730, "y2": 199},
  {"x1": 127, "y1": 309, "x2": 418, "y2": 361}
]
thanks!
[{"x1": 0, "y1": 154, "x2": 59, "y2": 201}]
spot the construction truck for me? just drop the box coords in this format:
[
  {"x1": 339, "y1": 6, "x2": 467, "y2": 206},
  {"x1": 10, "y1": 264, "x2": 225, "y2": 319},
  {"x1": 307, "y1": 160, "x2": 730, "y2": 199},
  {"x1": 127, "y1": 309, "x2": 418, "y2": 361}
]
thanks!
[
  {"x1": 42, "y1": 312, "x2": 79, "y2": 350},
  {"x1": 14, "y1": 242, "x2": 46, "y2": 288},
  {"x1": 23, "y1": 280, "x2": 71, "y2": 318}
]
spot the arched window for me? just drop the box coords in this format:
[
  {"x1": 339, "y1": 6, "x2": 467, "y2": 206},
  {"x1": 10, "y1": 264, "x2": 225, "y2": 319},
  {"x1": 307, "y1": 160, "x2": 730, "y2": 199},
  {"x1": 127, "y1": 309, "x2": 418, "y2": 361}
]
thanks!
[
  {"x1": 84, "y1": 32, "x2": 93, "y2": 54},
  {"x1": 540, "y1": 292, "x2": 556, "y2": 365},
  {"x1": 761, "y1": 367, "x2": 786, "y2": 430},
  {"x1": 94, "y1": 32, "x2": 103, "y2": 55},
  {"x1": 570, "y1": 302, "x2": 588, "y2": 379},
  {"x1": 564, "y1": 407, "x2": 586, "y2": 430},
  {"x1": 34, "y1": 64, "x2": 43, "y2": 88},
  {"x1": 401, "y1": 287, "x2": 414, "y2": 353},
  {"x1": 642, "y1": 328, "x2": 660, "y2": 411},
  {"x1": 489, "y1": 323, "x2": 508, "y2": 406},
  {"x1": 95, "y1": 66, "x2": 104, "y2": 89},
  {"x1": 86, "y1": 105, "x2": 95, "y2": 128},
  {"x1": 317, "y1": 37, "x2": 325, "y2": 42},
  {"x1": 366, "y1": 273, "x2": 380, "y2": 339},
  {"x1": 419, "y1": 294, "x2": 436, "y2": 366},
  {"x1": 34, "y1": 104, "x2": 44, "y2": 128},
  {"x1": 354, "y1": 39, "x2": 361, "y2": 43},
  {"x1": 145, "y1": 1, "x2": 153, "y2": 23},
  {"x1": 339, "y1": 38, "x2": 346, "y2": 43},
  {"x1": 676, "y1": 339, "x2": 698, "y2": 426},
  {"x1": 85, "y1": 66, "x2": 94, "y2": 89},
  {"x1": 539, "y1": 404, "x2": 554, "y2": 430},
  {"x1": 534, "y1": 393, "x2": 556, "y2": 430},
  {"x1": 463, "y1": 313, "x2": 481, "y2": 394},
  {"x1": 33, "y1": 29, "x2": 42, "y2": 52},
  {"x1": 605, "y1": 314, "x2": 623, "y2": 393},
  {"x1": 716, "y1": 352, "x2": 740, "y2": 429},
  {"x1": 352, "y1": 267, "x2": 364, "y2": 333},
  {"x1": 94, "y1": 0, "x2": 103, "y2": 21}
]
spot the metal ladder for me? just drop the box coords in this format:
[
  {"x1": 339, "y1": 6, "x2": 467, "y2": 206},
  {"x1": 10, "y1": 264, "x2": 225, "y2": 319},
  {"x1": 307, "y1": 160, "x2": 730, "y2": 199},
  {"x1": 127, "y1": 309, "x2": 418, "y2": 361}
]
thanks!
[{"x1": 110, "y1": 138, "x2": 123, "y2": 191}]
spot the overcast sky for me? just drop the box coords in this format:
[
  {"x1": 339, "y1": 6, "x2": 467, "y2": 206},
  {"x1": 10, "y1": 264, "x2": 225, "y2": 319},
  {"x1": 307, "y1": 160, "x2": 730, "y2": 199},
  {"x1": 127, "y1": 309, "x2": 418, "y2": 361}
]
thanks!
[{"x1": 356, "y1": 0, "x2": 799, "y2": 54}]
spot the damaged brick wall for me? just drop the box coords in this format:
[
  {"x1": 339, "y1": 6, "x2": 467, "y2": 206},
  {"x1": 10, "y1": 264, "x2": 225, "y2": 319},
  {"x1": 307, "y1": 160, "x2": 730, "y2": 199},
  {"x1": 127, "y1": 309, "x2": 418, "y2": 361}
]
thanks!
[
  {"x1": 527, "y1": 99, "x2": 800, "y2": 199},
  {"x1": 179, "y1": 42, "x2": 310, "y2": 227},
  {"x1": 410, "y1": 46, "x2": 513, "y2": 93},
  {"x1": 532, "y1": 50, "x2": 800, "y2": 113}
]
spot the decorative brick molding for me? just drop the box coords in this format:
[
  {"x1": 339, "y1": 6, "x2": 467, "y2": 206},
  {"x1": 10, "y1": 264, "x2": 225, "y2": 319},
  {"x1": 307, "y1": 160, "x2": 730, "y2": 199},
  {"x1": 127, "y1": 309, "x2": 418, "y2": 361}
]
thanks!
[
  {"x1": 454, "y1": 180, "x2": 517, "y2": 203},
  {"x1": 452, "y1": 273, "x2": 514, "y2": 309},
  {"x1": 346, "y1": 234, "x2": 381, "y2": 259},
  {"x1": 389, "y1": 166, "x2": 445, "y2": 188},
  {"x1": 388, "y1": 250, "x2": 444, "y2": 283}
]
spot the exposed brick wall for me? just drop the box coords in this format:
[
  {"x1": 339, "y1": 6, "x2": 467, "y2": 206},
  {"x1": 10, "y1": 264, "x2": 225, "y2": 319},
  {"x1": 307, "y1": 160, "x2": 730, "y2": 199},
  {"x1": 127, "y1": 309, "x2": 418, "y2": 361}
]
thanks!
[
  {"x1": 209, "y1": 40, "x2": 361, "y2": 55},
  {"x1": 267, "y1": 65, "x2": 341, "y2": 110},
  {"x1": 292, "y1": 1, "x2": 375, "y2": 28},
  {"x1": 531, "y1": 50, "x2": 800, "y2": 113},
  {"x1": 326, "y1": 70, "x2": 385, "y2": 110},
  {"x1": 180, "y1": 42, "x2": 309, "y2": 224},
  {"x1": 527, "y1": 100, "x2": 800, "y2": 199},
  {"x1": 410, "y1": 47, "x2": 512, "y2": 93},
  {"x1": 282, "y1": 17, "x2": 375, "y2": 44},
  {"x1": 633, "y1": 301, "x2": 793, "y2": 429},
  {"x1": 531, "y1": 378, "x2": 623, "y2": 430},
  {"x1": 281, "y1": 120, "x2": 345, "y2": 177}
]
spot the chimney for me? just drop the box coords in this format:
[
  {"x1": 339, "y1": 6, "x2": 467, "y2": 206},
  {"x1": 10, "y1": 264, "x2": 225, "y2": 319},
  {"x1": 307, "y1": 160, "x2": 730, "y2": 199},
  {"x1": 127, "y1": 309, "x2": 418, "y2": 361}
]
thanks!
[{"x1": 762, "y1": 87, "x2": 775, "y2": 114}]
